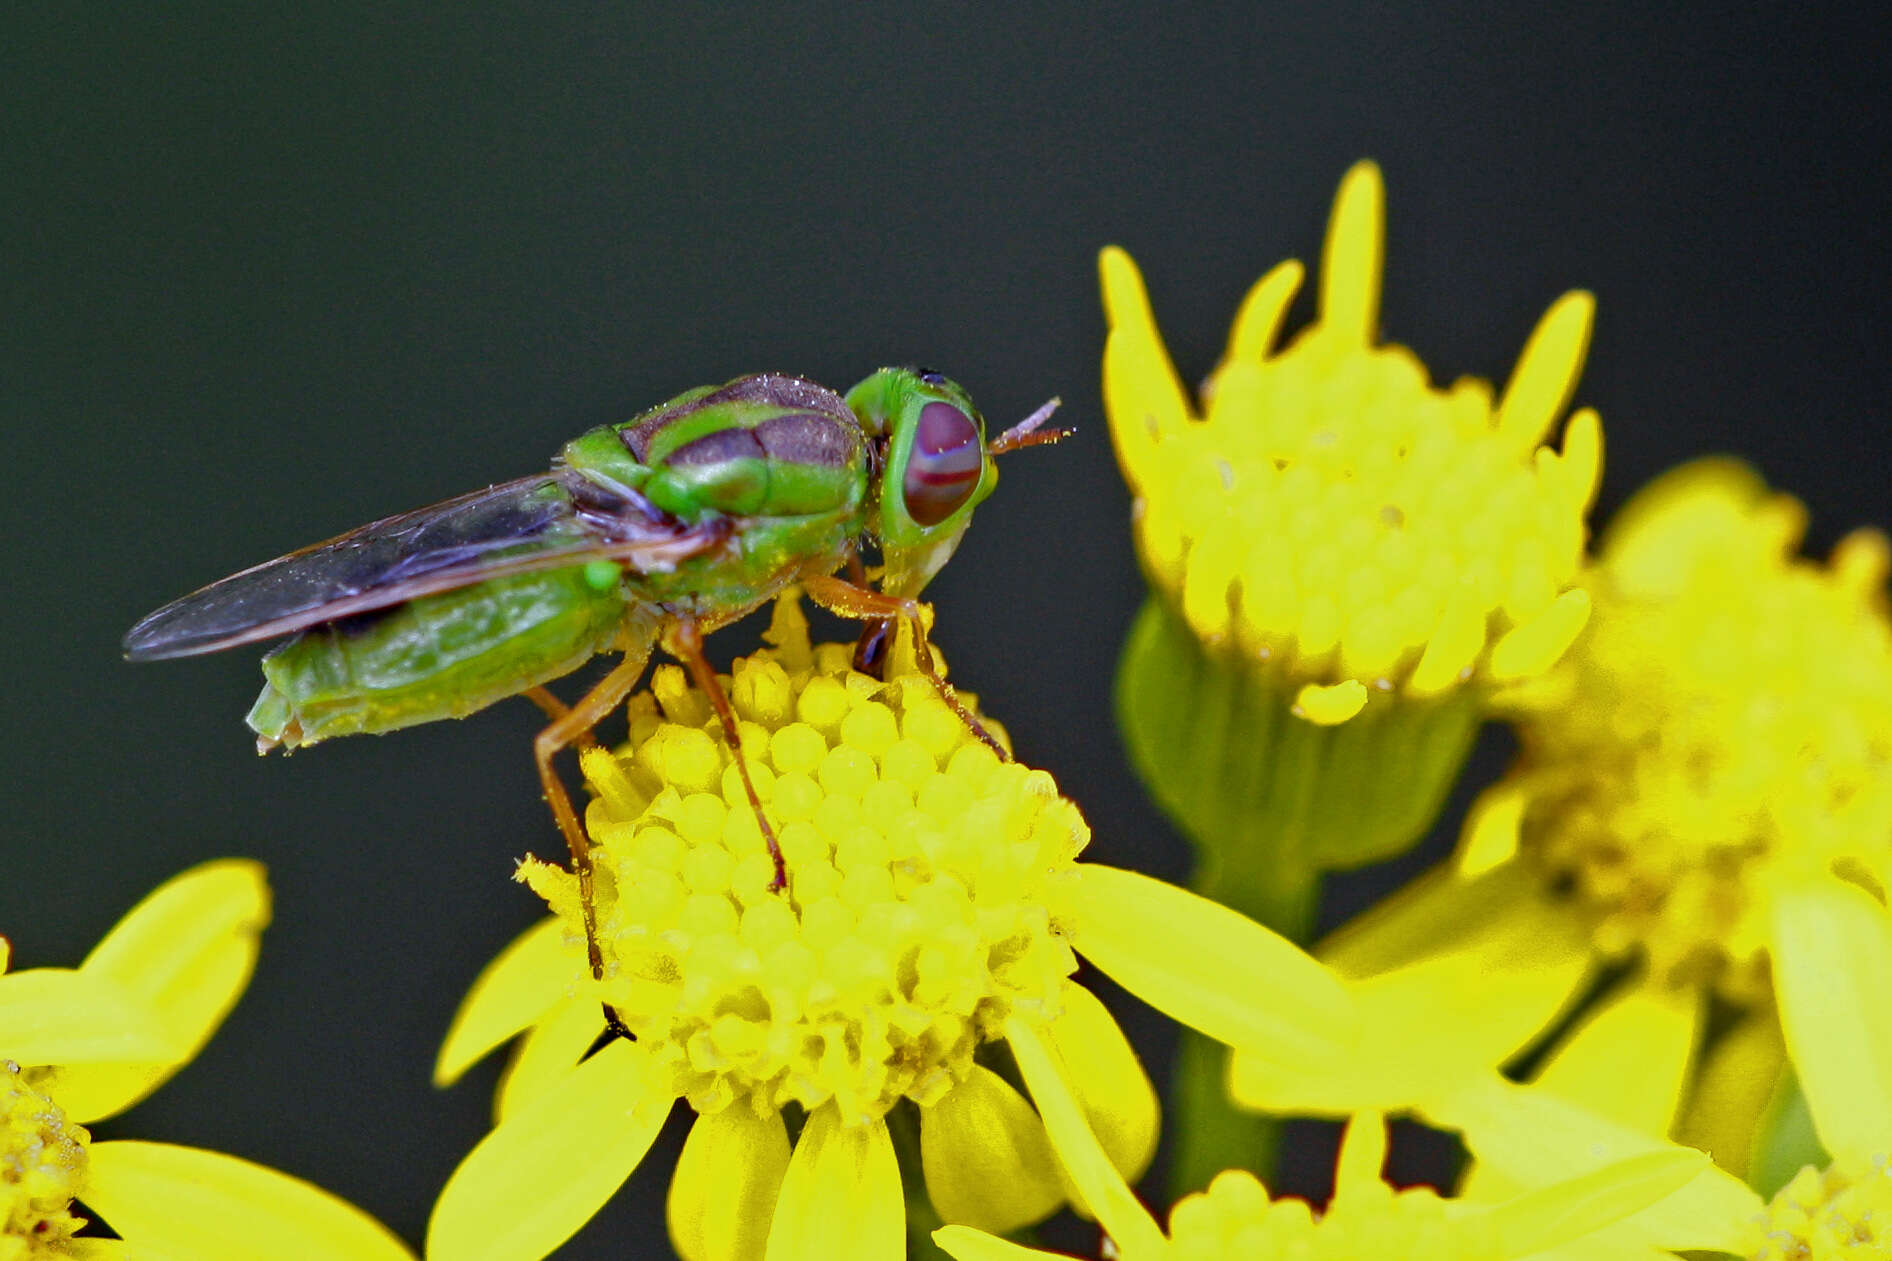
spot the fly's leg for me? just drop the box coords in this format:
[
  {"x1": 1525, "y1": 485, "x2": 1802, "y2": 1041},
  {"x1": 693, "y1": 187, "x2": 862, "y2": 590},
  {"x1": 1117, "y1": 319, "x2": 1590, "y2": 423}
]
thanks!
[
  {"x1": 523, "y1": 687, "x2": 600, "y2": 753},
  {"x1": 801, "y1": 574, "x2": 1010, "y2": 761},
  {"x1": 669, "y1": 615, "x2": 790, "y2": 893},
  {"x1": 532, "y1": 654, "x2": 650, "y2": 1043}
]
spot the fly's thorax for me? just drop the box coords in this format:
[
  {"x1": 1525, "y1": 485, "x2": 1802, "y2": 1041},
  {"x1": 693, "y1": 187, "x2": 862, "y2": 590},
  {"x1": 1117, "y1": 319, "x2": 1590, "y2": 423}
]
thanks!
[
  {"x1": 576, "y1": 375, "x2": 872, "y2": 524},
  {"x1": 845, "y1": 367, "x2": 997, "y2": 598},
  {"x1": 626, "y1": 507, "x2": 861, "y2": 618}
]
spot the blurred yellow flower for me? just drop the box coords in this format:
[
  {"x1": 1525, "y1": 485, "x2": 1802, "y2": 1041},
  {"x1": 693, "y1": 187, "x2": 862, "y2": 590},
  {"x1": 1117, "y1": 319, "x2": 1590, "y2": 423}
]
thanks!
[
  {"x1": 1105, "y1": 159, "x2": 1608, "y2": 1198},
  {"x1": 1106, "y1": 160, "x2": 1600, "y2": 882},
  {"x1": 0, "y1": 861, "x2": 412, "y2": 1260},
  {"x1": 1230, "y1": 458, "x2": 1892, "y2": 1209},
  {"x1": 430, "y1": 596, "x2": 1359, "y2": 1261},
  {"x1": 933, "y1": 1109, "x2": 1711, "y2": 1261}
]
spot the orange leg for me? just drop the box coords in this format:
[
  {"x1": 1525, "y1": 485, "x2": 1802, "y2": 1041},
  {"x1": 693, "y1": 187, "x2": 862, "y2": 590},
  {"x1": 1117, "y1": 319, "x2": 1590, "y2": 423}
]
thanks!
[
  {"x1": 669, "y1": 615, "x2": 790, "y2": 892},
  {"x1": 533, "y1": 656, "x2": 650, "y2": 990},
  {"x1": 523, "y1": 686, "x2": 602, "y2": 754},
  {"x1": 801, "y1": 574, "x2": 1010, "y2": 760}
]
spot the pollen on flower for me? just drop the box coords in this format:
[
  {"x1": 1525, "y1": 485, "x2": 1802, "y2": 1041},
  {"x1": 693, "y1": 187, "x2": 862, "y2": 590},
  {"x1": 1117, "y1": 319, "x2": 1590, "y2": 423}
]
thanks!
[
  {"x1": 1743, "y1": 1157, "x2": 1892, "y2": 1259},
  {"x1": 1102, "y1": 161, "x2": 1598, "y2": 714},
  {"x1": 523, "y1": 595, "x2": 1084, "y2": 1126},
  {"x1": 2, "y1": 1061, "x2": 90, "y2": 1255},
  {"x1": 1498, "y1": 460, "x2": 1892, "y2": 994}
]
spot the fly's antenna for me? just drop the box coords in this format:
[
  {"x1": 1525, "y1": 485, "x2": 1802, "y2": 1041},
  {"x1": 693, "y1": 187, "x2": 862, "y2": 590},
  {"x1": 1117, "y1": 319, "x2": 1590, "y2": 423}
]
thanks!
[{"x1": 987, "y1": 397, "x2": 1072, "y2": 455}]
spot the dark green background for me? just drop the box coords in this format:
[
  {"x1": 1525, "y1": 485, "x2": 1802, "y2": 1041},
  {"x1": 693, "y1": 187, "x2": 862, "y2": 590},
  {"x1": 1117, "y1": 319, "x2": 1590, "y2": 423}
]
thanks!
[{"x1": 9, "y1": 4, "x2": 1889, "y2": 1255}]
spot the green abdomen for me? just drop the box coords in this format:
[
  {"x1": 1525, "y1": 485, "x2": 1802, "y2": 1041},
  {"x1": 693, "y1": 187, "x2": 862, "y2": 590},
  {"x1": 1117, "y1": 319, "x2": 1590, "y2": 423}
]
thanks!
[{"x1": 247, "y1": 566, "x2": 627, "y2": 748}]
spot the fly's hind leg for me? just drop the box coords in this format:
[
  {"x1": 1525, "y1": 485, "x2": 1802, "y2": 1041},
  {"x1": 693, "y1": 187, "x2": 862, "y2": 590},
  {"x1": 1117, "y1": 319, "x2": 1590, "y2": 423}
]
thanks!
[
  {"x1": 669, "y1": 614, "x2": 790, "y2": 893},
  {"x1": 531, "y1": 627, "x2": 657, "y2": 1044},
  {"x1": 801, "y1": 574, "x2": 1010, "y2": 761}
]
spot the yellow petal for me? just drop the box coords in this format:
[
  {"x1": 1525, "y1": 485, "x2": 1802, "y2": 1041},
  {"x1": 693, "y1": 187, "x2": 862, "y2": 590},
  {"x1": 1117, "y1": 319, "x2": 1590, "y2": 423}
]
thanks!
[
  {"x1": 427, "y1": 1039, "x2": 669, "y2": 1261},
  {"x1": 1672, "y1": 1009, "x2": 1785, "y2": 1179},
  {"x1": 1485, "y1": 1147, "x2": 1708, "y2": 1258},
  {"x1": 1331, "y1": 1111, "x2": 1389, "y2": 1199},
  {"x1": 1455, "y1": 784, "x2": 1526, "y2": 878},
  {"x1": 1293, "y1": 679, "x2": 1368, "y2": 726},
  {"x1": 1057, "y1": 864, "x2": 1356, "y2": 1065},
  {"x1": 1318, "y1": 860, "x2": 1537, "y2": 979},
  {"x1": 932, "y1": 1225, "x2": 1049, "y2": 1261},
  {"x1": 1319, "y1": 160, "x2": 1384, "y2": 345},
  {"x1": 1100, "y1": 245, "x2": 1192, "y2": 490},
  {"x1": 1407, "y1": 583, "x2": 1489, "y2": 698},
  {"x1": 1768, "y1": 877, "x2": 1892, "y2": 1161},
  {"x1": 668, "y1": 1108, "x2": 790, "y2": 1261},
  {"x1": 1232, "y1": 871, "x2": 1589, "y2": 1117},
  {"x1": 1003, "y1": 1017, "x2": 1165, "y2": 1259},
  {"x1": 1560, "y1": 407, "x2": 1604, "y2": 513},
  {"x1": 66, "y1": 859, "x2": 270, "y2": 1118},
  {"x1": 919, "y1": 1064, "x2": 1062, "y2": 1233},
  {"x1": 1043, "y1": 982, "x2": 1159, "y2": 1189},
  {"x1": 1532, "y1": 973, "x2": 1700, "y2": 1136},
  {"x1": 81, "y1": 860, "x2": 269, "y2": 1036},
  {"x1": 0, "y1": 967, "x2": 173, "y2": 1066},
  {"x1": 436, "y1": 917, "x2": 574, "y2": 1087},
  {"x1": 84, "y1": 1140, "x2": 411, "y2": 1261},
  {"x1": 763, "y1": 1109, "x2": 901, "y2": 1261},
  {"x1": 1495, "y1": 291, "x2": 1594, "y2": 452},
  {"x1": 1224, "y1": 259, "x2": 1305, "y2": 364},
  {"x1": 494, "y1": 995, "x2": 609, "y2": 1123},
  {"x1": 38, "y1": 1063, "x2": 170, "y2": 1125},
  {"x1": 1487, "y1": 589, "x2": 1590, "y2": 681},
  {"x1": 1446, "y1": 1075, "x2": 1760, "y2": 1253}
]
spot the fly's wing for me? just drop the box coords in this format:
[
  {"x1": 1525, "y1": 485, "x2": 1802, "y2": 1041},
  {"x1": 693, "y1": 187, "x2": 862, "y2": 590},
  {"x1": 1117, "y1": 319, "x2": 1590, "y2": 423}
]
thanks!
[{"x1": 124, "y1": 472, "x2": 722, "y2": 660}]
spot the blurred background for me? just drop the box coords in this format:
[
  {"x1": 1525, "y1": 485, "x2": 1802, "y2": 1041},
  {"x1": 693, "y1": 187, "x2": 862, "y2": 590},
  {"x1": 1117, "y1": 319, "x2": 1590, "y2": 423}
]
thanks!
[{"x1": 9, "y1": 4, "x2": 1890, "y2": 1254}]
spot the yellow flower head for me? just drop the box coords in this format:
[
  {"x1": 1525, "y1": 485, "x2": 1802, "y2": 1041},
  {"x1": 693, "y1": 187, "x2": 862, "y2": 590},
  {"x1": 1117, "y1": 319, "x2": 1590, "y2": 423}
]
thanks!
[
  {"x1": 0, "y1": 862, "x2": 413, "y2": 1261},
  {"x1": 1746, "y1": 1156, "x2": 1892, "y2": 1259},
  {"x1": 935, "y1": 1111, "x2": 1709, "y2": 1261},
  {"x1": 433, "y1": 594, "x2": 1359, "y2": 1261},
  {"x1": 557, "y1": 598, "x2": 1076, "y2": 1125},
  {"x1": 1104, "y1": 160, "x2": 1598, "y2": 724},
  {"x1": 1482, "y1": 457, "x2": 1892, "y2": 994}
]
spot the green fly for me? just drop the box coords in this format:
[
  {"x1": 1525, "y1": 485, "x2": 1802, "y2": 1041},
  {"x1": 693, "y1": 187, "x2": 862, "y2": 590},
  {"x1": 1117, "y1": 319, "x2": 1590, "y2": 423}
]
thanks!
[{"x1": 125, "y1": 368, "x2": 1063, "y2": 978}]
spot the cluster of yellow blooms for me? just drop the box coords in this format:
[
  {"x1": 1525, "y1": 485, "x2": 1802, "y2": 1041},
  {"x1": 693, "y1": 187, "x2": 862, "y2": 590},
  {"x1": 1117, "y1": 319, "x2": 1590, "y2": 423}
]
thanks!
[{"x1": 8, "y1": 164, "x2": 1888, "y2": 1260}]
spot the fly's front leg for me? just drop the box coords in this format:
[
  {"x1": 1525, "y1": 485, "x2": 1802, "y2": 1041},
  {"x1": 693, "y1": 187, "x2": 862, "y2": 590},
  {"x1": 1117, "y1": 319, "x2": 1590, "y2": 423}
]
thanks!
[
  {"x1": 669, "y1": 615, "x2": 790, "y2": 893},
  {"x1": 801, "y1": 573, "x2": 1010, "y2": 761}
]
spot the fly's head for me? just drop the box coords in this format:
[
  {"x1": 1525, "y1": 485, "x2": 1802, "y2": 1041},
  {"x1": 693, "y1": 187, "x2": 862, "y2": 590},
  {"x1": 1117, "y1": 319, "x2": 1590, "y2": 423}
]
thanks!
[{"x1": 847, "y1": 367, "x2": 996, "y2": 599}]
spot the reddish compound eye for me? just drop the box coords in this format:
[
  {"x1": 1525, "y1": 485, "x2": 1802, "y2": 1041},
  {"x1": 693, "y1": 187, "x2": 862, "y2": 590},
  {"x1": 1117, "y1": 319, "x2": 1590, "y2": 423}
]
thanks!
[{"x1": 901, "y1": 402, "x2": 983, "y2": 525}]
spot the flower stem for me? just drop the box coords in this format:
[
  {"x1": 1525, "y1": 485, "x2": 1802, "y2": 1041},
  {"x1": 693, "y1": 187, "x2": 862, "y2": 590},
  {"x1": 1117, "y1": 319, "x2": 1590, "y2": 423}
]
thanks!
[{"x1": 1167, "y1": 849, "x2": 1320, "y2": 1199}]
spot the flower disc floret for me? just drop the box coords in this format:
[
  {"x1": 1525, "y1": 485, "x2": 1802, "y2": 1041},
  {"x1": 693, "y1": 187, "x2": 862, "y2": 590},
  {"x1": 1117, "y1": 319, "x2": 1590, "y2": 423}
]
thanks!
[
  {"x1": 1496, "y1": 459, "x2": 1892, "y2": 991},
  {"x1": 1, "y1": 1061, "x2": 88, "y2": 1256},
  {"x1": 1743, "y1": 1157, "x2": 1892, "y2": 1259},
  {"x1": 529, "y1": 598, "x2": 1083, "y2": 1125}
]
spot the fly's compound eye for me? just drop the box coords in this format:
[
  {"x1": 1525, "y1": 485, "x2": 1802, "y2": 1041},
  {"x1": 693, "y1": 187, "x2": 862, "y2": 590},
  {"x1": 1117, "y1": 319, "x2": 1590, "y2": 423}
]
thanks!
[{"x1": 901, "y1": 401, "x2": 984, "y2": 525}]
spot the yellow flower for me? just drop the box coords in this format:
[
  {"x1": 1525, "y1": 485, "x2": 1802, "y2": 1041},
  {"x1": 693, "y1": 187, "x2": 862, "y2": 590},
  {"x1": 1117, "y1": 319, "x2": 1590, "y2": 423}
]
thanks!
[
  {"x1": 1743, "y1": 1159, "x2": 1892, "y2": 1259},
  {"x1": 429, "y1": 595, "x2": 1359, "y2": 1261},
  {"x1": 1228, "y1": 459, "x2": 1892, "y2": 1222},
  {"x1": 1106, "y1": 160, "x2": 1599, "y2": 879},
  {"x1": 0, "y1": 861, "x2": 413, "y2": 1260},
  {"x1": 932, "y1": 1108, "x2": 1712, "y2": 1261}
]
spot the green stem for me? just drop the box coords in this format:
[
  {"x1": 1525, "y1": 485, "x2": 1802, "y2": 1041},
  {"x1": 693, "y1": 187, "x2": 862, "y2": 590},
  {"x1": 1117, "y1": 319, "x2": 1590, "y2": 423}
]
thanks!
[{"x1": 1167, "y1": 852, "x2": 1320, "y2": 1200}]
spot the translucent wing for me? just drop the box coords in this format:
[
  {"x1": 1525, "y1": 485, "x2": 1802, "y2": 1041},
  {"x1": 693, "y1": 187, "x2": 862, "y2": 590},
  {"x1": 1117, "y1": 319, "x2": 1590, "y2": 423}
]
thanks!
[{"x1": 124, "y1": 472, "x2": 724, "y2": 660}]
